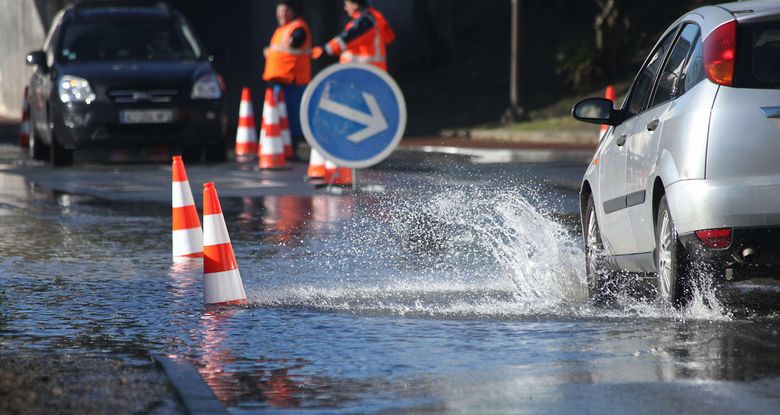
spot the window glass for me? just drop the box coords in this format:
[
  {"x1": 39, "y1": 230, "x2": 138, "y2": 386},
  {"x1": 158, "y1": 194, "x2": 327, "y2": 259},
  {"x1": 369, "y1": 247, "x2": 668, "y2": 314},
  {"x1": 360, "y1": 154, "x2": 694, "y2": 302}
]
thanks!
[
  {"x1": 681, "y1": 35, "x2": 705, "y2": 93},
  {"x1": 626, "y1": 30, "x2": 677, "y2": 116},
  {"x1": 652, "y1": 24, "x2": 699, "y2": 106},
  {"x1": 750, "y1": 27, "x2": 780, "y2": 84},
  {"x1": 59, "y1": 16, "x2": 201, "y2": 62}
]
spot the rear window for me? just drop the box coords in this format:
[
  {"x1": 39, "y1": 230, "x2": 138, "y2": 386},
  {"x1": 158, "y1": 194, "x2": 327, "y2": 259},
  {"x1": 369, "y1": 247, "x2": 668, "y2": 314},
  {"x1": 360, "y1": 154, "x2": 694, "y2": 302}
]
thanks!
[
  {"x1": 736, "y1": 22, "x2": 780, "y2": 88},
  {"x1": 58, "y1": 15, "x2": 202, "y2": 63}
]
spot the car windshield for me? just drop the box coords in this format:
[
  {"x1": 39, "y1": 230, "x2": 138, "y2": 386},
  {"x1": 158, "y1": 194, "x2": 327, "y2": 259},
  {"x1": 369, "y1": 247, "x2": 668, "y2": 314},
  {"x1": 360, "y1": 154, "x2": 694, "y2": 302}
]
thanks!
[{"x1": 59, "y1": 15, "x2": 202, "y2": 62}]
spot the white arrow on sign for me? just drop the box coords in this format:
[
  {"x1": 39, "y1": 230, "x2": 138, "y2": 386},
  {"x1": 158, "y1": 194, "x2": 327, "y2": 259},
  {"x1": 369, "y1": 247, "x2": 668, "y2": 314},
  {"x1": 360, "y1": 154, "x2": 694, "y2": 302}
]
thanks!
[{"x1": 318, "y1": 84, "x2": 388, "y2": 143}]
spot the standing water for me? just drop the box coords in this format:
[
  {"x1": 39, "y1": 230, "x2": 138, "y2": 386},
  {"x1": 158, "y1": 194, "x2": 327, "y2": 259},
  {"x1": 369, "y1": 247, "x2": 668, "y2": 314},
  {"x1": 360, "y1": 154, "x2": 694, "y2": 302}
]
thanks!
[{"x1": 1, "y1": 155, "x2": 777, "y2": 414}]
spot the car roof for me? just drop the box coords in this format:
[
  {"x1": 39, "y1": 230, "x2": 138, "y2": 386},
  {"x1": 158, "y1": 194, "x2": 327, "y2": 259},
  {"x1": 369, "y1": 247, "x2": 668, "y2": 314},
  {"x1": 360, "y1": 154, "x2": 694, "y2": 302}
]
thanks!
[
  {"x1": 716, "y1": 0, "x2": 780, "y2": 14},
  {"x1": 65, "y1": 2, "x2": 173, "y2": 20},
  {"x1": 715, "y1": 0, "x2": 780, "y2": 24}
]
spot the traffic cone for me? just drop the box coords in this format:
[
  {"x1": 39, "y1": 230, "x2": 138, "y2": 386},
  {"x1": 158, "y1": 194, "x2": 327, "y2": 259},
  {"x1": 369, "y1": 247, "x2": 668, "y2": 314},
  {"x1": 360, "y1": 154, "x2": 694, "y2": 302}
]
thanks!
[
  {"x1": 600, "y1": 85, "x2": 615, "y2": 139},
  {"x1": 257, "y1": 88, "x2": 287, "y2": 169},
  {"x1": 202, "y1": 181, "x2": 247, "y2": 306},
  {"x1": 324, "y1": 160, "x2": 353, "y2": 187},
  {"x1": 306, "y1": 148, "x2": 326, "y2": 180},
  {"x1": 19, "y1": 86, "x2": 29, "y2": 148},
  {"x1": 277, "y1": 89, "x2": 294, "y2": 159},
  {"x1": 172, "y1": 155, "x2": 203, "y2": 258},
  {"x1": 234, "y1": 87, "x2": 258, "y2": 158}
]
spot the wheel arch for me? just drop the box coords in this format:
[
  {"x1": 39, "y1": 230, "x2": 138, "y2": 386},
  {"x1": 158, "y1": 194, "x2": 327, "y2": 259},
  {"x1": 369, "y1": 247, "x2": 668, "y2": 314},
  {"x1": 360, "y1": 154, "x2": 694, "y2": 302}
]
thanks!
[
  {"x1": 580, "y1": 180, "x2": 593, "y2": 237},
  {"x1": 651, "y1": 177, "x2": 665, "y2": 229}
]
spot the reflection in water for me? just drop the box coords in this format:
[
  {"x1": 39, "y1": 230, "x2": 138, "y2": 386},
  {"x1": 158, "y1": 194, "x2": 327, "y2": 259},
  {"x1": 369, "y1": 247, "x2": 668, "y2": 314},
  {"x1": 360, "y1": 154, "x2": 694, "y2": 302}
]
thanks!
[
  {"x1": 263, "y1": 195, "x2": 312, "y2": 246},
  {"x1": 3, "y1": 170, "x2": 780, "y2": 413},
  {"x1": 199, "y1": 309, "x2": 237, "y2": 405},
  {"x1": 197, "y1": 309, "x2": 311, "y2": 410}
]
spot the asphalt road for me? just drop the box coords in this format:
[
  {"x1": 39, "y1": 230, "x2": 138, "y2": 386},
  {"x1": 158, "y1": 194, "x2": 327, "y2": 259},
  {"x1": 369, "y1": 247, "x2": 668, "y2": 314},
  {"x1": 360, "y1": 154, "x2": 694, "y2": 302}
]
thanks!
[{"x1": 1, "y1": 135, "x2": 780, "y2": 414}]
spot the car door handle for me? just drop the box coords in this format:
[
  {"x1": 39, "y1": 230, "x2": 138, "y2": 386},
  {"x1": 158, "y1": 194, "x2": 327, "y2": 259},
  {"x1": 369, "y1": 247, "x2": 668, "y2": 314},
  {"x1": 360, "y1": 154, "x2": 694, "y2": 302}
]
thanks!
[
  {"x1": 616, "y1": 134, "x2": 627, "y2": 147},
  {"x1": 646, "y1": 119, "x2": 660, "y2": 131}
]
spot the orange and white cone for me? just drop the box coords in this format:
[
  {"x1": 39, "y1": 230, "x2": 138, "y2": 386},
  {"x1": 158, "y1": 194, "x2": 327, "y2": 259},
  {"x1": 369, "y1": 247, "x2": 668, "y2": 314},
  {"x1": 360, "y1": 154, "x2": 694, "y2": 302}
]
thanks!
[
  {"x1": 324, "y1": 160, "x2": 353, "y2": 187},
  {"x1": 172, "y1": 155, "x2": 203, "y2": 258},
  {"x1": 600, "y1": 85, "x2": 615, "y2": 139},
  {"x1": 306, "y1": 148, "x2": 326, "y2": 180},
  {"x1": 277, "y1": 89, "x2": 294, "y2": 159},
  {"x1": 203, "y1": 181, "x2": 247, "y2": 306},
  {"x1": 235, "y1": 87, "x2": 258, "y2": 158},
  {"x1": 20, "y1": 86, "x2": 30, "y2": 148},
  {"x1": 258, "y1": 88, "x2": 287, "y2": 169}
]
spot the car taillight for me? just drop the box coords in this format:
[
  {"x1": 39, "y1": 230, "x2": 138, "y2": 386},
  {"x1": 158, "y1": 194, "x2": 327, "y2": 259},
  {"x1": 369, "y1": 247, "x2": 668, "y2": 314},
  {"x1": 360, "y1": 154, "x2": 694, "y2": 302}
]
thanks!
[
  {"x1": 703, "y1": 20, "x2": 737, "y2": 86},
  {"x1": 695, "y1": 228, "x2": 732, "y2": 249}
]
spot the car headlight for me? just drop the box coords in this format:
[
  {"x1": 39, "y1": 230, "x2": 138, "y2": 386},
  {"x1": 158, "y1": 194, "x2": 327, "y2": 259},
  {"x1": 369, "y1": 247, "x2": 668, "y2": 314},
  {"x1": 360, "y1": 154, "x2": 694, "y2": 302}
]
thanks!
[
  {"x1": 191, "y1": 75, "x2": 222, "y2": 99},
  {"x1": 58, "y1": 75, "x2": 96, "y2": 104}
]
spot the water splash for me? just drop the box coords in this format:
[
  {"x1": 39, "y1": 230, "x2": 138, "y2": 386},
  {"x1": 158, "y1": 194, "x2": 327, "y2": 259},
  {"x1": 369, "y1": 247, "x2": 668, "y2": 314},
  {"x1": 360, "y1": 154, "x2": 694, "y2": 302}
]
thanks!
[{"x1": 247, "y1": 186, "x2": 730, "y2": 321}]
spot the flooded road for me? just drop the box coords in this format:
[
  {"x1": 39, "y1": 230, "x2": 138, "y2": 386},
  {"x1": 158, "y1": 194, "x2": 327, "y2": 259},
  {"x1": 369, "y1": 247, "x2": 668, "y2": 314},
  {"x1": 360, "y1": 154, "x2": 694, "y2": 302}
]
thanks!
[{"x1": 1, "y1": 143, "x2": 779, "y2": 414}]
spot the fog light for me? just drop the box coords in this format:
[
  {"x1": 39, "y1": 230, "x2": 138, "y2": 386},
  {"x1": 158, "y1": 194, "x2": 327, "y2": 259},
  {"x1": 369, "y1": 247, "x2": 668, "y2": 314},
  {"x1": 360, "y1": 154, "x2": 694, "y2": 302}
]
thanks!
[
  {"x1": 695, "y1": 228, "x2": 732, "y2": 249},
  {"x1": 205, "y1": 111, "x2": 216, "y2": 121},
  {"x1": 64, "y1": 112, "x2": 88, "y2": 128}
]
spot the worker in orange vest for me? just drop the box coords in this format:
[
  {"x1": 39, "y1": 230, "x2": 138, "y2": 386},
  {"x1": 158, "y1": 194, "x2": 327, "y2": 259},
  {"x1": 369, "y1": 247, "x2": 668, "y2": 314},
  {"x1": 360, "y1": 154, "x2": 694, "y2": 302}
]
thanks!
[
  {"x1": 311, "y1": 0, "x2": 395, "y2": 71},
  {"x1": 263, "y1": 0, "x2": 311, "y2": 157}
]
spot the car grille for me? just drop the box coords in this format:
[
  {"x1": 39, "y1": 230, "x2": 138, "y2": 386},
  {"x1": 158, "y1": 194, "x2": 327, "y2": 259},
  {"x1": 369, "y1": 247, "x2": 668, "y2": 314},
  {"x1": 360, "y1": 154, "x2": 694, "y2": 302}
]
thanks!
[{"x1": 107, "y1": 89, "x2": 179, "y2": 104}]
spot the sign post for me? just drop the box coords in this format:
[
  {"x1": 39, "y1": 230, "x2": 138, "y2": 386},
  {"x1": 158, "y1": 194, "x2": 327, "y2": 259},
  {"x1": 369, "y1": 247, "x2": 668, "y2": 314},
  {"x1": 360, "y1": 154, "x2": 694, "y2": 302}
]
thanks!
[{"x1": 300, "y1": 63, "x2": 407, "y2": 190}]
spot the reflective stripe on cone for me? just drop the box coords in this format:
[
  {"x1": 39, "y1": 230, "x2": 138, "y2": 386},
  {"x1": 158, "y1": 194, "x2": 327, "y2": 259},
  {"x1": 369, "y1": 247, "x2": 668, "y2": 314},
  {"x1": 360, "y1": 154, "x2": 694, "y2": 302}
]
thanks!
[
  {"x1": 20, "y1": 86, "x2": 29, "y2": 148},
  {"x1": 172, "y1": 155, "x2": 203, "y2": 258},
  {"x1": 307, "y1": 148, "x2": 326, "y2": 180},
  {"x1": 235, "y1": 87, "x2": 258, "y2": 157},
  {"x1": 258, "y1": 87, "x2": 287, "y2": 169},
  {"x1": 277, "y1": 89, "x2": 294, "y2": 159},
  {"x1": 202, "y1": 181, "x2": 247, "y2": 305},
  {"x1": 324, "y1": 160, "x2": 352, "y2": 186}
]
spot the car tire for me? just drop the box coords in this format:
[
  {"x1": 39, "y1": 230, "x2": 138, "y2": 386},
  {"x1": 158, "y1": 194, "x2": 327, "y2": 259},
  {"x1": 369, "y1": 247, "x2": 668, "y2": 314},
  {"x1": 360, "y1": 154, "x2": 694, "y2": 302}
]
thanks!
[
  {"x1": 655, "y1": 195, "x2": 692, "y2": 307},
  {"x1": 584, "y1": 194, "x2": 618, "y2": 305},
  {"x1": 49, "y1": 131, "x2": 73, "y2": 167},
  {"x1": 28, "y1": 124, "x2": 49, "y2": 161}
]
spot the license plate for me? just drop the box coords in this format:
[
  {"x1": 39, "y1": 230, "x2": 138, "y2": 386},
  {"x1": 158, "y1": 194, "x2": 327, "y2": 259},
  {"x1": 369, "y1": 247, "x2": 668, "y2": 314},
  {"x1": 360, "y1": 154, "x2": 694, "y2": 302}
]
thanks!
[{"x1": 120, "y1": 110, "x2": 174, "y2": 124}]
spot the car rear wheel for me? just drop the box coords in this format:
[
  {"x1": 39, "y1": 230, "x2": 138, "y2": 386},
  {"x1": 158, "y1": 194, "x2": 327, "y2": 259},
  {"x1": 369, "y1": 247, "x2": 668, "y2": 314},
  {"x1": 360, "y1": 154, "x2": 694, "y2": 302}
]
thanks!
[
  {"x1": 655, "y1": 195, "x2": 692, "y2": 307},
  {"x1": 584, "y1": 194, "x2": 617, "y2": 305}
]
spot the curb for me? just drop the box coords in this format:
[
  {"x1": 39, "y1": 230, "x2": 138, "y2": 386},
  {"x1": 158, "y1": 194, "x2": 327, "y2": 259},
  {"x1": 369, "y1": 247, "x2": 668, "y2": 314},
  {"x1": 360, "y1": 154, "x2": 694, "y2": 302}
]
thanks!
[
  {"x1": 400, "y1": 145, "x2": 594, "y2": 163},
  {"x1": 441, "y1": 128, "x2": 599, "y2": 147},
  {"x1": 151, "y1": 353, "x2": 228, "y2": 415}
]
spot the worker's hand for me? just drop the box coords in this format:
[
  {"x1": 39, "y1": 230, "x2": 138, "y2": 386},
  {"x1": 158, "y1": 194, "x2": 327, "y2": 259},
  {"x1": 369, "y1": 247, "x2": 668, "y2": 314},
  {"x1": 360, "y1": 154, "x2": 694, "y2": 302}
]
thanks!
[{"x1": 311, "y1": 46, "x2": 324, "y2": 60}]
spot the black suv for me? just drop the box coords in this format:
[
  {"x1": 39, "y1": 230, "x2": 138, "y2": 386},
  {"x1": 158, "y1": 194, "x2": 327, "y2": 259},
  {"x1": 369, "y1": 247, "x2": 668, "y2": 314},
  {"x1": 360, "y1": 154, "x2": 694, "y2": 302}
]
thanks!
[{"x1": 26, "y1": 3, "x2": 227, "y2": 165}]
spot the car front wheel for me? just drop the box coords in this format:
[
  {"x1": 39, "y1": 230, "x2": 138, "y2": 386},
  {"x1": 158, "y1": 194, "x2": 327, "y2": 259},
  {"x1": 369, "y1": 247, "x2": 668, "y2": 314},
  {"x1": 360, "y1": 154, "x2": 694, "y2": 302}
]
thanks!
[
  {"x1": 49, "y1": 131, "x2": 73, "y2": 167},
  {"x1": 584, "y1": 194, "x2": 617, "y2": 305},
  {"x1": 28, "y1": 123, "x2": 49, "y2": 161},
  {"x1": 655, "y1": 195, "x2": 692, "y2": 307}
]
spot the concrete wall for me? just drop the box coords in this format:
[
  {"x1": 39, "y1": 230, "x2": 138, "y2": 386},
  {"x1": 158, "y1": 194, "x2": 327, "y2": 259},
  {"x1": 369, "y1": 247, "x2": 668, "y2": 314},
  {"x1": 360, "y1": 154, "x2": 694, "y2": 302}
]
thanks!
[{"x1": 0, "y1": 0, "x2": 48, "y2": 119}]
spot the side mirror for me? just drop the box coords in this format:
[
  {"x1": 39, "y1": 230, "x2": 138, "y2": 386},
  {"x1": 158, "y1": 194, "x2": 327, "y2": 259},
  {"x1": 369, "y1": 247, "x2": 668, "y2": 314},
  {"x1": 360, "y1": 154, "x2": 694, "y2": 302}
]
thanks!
[
  {"x1": 572, "y1": 98, "x2": 620, "y2": 126},
  {"x1": 26, "y1": 50, "x2": 47, "y2": 70},
  {"x1": 207, "y1": 49, "x2": 228, "y2": 63}
]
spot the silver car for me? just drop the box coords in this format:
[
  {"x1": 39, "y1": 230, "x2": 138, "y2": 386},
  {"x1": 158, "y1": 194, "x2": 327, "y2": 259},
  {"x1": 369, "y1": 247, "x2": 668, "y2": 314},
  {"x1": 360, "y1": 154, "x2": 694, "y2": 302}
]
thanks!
[{"x1": 572, "y1": 0, "x2": 780, "y2": 306}]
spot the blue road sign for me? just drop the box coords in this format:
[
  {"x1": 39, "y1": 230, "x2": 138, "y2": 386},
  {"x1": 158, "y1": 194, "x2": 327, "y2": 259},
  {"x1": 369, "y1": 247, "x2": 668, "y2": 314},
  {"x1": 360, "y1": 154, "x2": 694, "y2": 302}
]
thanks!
[{"x1": 300, "y1": 63, "x2": 407, "y2": 169}]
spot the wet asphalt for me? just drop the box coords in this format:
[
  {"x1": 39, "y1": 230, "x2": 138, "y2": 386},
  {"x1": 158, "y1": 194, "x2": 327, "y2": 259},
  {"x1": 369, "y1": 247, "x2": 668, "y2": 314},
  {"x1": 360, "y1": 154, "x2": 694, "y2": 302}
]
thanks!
[{"x1": 1, "y1": 134, "x2": 780, "y2": 414}]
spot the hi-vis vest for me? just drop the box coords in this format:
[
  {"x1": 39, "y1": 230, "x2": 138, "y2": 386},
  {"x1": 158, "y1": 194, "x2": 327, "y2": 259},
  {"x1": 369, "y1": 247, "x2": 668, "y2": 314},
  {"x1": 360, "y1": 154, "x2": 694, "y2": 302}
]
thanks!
[
  {"x1": 263, "y1": 18, "x2": 311, "y2": 85},
  {"x1": 326, "y1": 7, "x2": 395, "y2": 71}
]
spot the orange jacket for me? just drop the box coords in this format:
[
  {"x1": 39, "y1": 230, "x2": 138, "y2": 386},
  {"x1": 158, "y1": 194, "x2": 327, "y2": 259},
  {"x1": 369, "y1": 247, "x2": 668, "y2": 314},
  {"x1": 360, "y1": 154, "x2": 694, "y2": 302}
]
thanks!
[
  {"x1": 325, "y1": 7, "x2": 395, "y2": 71},
  {"x1": 263, "y1": 18, "x2": 312, "y2": 85}
]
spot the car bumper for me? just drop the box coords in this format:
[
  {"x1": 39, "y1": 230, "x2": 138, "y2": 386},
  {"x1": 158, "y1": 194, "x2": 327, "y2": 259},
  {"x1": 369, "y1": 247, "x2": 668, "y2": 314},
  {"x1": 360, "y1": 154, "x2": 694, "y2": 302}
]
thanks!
[
  {"x1": 666, "y1": 177, "x2": 780, "y2": 235},
  {"x1": 52, "y1": 100, "x2": 227, "y2": 149},
  {"x1": 668, "y1": 178, "x2": 780, "y2": 280},
  {"x1": 679, "y1": 227, "x2": 780, "y2": 280}
]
